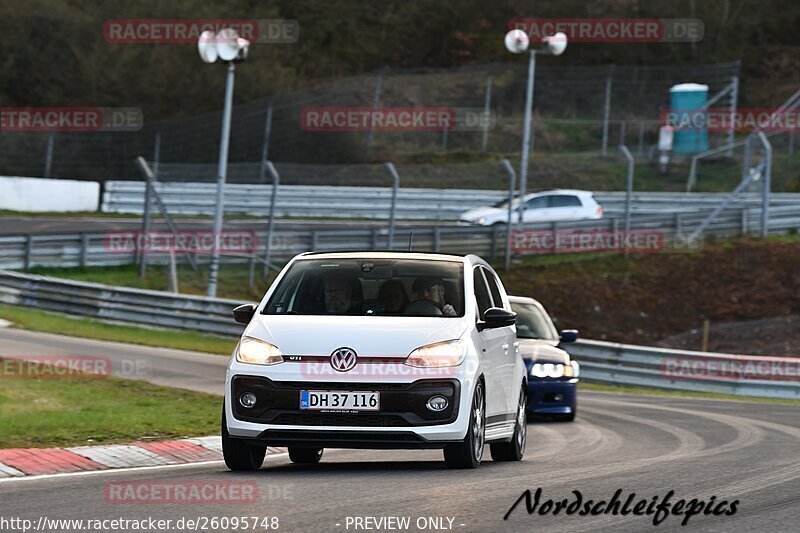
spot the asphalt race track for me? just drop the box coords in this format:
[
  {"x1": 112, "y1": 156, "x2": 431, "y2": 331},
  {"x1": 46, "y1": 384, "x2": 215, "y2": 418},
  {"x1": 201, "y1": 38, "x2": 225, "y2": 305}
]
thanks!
[{"x1": 1, "y1": 329, "x2": 799, "y2": 532}]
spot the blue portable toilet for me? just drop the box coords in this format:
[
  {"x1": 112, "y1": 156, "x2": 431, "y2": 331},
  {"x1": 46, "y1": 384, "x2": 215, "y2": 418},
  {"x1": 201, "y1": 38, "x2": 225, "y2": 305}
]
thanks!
[{"x1": 669, "y1": 83, "x2": 709, "y2": 154}]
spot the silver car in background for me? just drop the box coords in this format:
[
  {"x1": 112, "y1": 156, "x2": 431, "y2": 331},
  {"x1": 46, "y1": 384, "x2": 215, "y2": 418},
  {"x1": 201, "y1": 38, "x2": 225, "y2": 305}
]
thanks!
[{"x1": 460, "y1": 189, "x2": 603, "y2": 226}]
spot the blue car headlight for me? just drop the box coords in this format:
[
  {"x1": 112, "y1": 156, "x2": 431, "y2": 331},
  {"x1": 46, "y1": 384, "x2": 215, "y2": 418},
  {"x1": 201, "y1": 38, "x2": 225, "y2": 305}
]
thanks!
[{"x1": 530, "y1": 361, "x2": 579, "y2": 378}]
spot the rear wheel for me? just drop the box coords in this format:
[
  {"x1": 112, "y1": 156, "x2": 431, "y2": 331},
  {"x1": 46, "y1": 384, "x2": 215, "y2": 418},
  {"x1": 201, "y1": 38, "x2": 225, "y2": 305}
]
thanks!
[
  {"x1": 444, "y1": 381, "x2": 485, "y2": 469},
  {"x1": 289, "y1": 447, "x2": 323, "y2": 464},
  {"x1": 490, "y1": 385, "x2": 527, "y2": 461},
  {"x1": 222, "y1": 406, "x2": 266, "y2": 471}
]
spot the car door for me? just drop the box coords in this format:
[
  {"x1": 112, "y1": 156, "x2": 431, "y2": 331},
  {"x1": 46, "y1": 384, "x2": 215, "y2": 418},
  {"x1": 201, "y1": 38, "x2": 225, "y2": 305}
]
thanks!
[
  {"x1": 522, "y1": 195, "x2": 553, "y2": 223},
  {"x1": 482, "y1": 268, "x2": 518, "y2": 416},
  {"x1": 548, "y1": 194, "x2": 583, "y2": 221},
  {"x1": 472, "y1": 266, "x2": 504, "y2": 420}
]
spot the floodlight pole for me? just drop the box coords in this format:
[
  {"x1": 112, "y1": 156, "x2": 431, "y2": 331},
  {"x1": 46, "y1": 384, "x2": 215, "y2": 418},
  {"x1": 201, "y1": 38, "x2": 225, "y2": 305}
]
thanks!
[
  {"x1": 517, "y1": 49, "x2": 536, "y2": 225},
  {"x1": 207, "y1": 61, "x2": 236, "y2": 297}
]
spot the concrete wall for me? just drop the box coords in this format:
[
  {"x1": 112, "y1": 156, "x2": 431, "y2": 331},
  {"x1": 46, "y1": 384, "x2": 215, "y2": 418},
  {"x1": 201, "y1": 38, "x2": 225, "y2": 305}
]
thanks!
[{"x1": 0, "y1": 176, "x2": 100, "y2": 212}]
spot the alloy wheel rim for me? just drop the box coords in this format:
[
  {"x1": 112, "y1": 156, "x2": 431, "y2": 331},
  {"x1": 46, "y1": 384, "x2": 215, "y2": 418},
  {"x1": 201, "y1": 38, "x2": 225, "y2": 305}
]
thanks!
[
  {"x1": 517, "y1": 390, "x2": 527, "y2": 452},
  {"x1": 473, "y1": 384, "x2": 485, "y2": 460}
]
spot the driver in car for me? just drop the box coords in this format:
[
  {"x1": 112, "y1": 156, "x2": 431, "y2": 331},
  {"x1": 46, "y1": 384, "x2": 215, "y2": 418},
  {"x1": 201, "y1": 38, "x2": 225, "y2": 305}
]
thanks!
[
  {"x1": 412, "y1": 276, "x2": 457, "y2": 316},
  {"x1": 323, "y1": 273, "x2": 361, "y2": 314}
]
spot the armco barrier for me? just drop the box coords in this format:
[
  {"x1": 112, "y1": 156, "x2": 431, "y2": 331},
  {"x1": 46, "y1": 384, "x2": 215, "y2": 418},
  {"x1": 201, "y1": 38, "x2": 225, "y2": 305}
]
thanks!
[
  {"x1": 3, "y1": 205, "x2": 800, "y2": 270},
  {"x1": 0, "y1": 269, "x2": 244, "y2": 337},
  {"x1": 0, "y1": 269, "x2": 797, "y2": 399},
  {"x1": 100, "y1": 181, "x2": 800, "y2": 219},
  {"x1": 572, "y1": 339, "x2": 800, "y2": 399}
]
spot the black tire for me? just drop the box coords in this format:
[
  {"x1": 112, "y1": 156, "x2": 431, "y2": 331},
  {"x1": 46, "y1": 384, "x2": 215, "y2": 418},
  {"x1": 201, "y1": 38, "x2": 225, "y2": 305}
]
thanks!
[
  {"x1": 288, "y1": 447, "x2": 324, "y2": 464},
  {"x1": 222, "y1": 406, "x2": 266, "y2": 471},
  {"x1": 444, "y1": 381, "x2": 486, "y2": 469},
  {"x1": 490, "y1": 385, "x2": 527, "y2": 461}
]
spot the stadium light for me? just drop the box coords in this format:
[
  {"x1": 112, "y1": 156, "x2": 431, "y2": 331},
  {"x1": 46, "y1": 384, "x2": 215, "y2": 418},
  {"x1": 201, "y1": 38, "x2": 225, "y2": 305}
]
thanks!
[
  {"x1": 198, "y1": 29, "x2": 250, "y2": 297},
  {"x1": 504, "y1": 29, "x2": 567, "y2": 224}
]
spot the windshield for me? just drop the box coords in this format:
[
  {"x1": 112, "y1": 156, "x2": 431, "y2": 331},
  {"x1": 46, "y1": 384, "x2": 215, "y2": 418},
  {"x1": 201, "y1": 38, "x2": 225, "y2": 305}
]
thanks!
[
  {"x1": 492, "y1": 196, "x2": 521, "y2": 209},
  {"x1": 511, "y1": 302, "x2": 557, "y2": 340},
  {"x1": 264, "y1": 258, "x2": 465, "y2": 317}
]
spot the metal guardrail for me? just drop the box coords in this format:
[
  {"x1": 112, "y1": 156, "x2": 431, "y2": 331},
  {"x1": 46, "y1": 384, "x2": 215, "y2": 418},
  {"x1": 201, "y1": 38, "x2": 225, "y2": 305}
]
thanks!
[
  {"x1": 3, "y1": 206, "x2": 800, "y2": 270},
  {"x1": 0, "y1": 269, "x2": 245, "y2": 337},
  {"x1": 1, "y1": 269, "x2": 796, "y2": 399},
  {"x1": 101, "y1": 181, "x2": 800, "y2": 219},
  {"x1": 572, "y1": 339, "x2": 800, "y2": 399}
]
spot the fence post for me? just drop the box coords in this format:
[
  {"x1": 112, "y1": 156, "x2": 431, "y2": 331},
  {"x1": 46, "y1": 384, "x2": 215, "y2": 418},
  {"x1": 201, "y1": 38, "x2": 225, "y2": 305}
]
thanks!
[
  {"x1": 619, "y1": 145, "x2": 635, "y2": 259},
  {"x1": 601, "y1": 65, "x2": 614, "y2": 156},
  {"x1": 490, "y1": 225, "x2": 498, "y2": 261},
  {"x1": 44, "y1": 132, "x2": 55, "y2": 178},
  {"x1": 500, "y1": 159, "x2": 517, "y2": 273},
  {"x1": 261, "y1": 161, "x2": 280, "y2": 278},
  {"x1": 384, "y1": 162, "x2": 400, "y2": 249},
  {"x1": 24, "y1": 235, "x2": 33, "y2": 270},
  {"x1": 80, "y1": 233, "x2": 88, "y2": 268},
  {"x1": 260, "y1": 104, "x2": 273, "y2": 184},
  {"x1": 311, "y1": 230, "x2": 318, "y2": 252},
  {"x1": 481, "y1": 72, "x2": 493, "y2": 152},
  {"x1": 433, "y1": 227, "x2": 441, "y2": 252}
]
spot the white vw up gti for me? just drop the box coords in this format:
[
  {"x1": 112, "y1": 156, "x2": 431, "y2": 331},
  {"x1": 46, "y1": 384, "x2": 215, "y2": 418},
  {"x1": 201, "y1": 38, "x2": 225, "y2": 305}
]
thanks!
[{"x1": 223, "y1": 251, "x2": 527, "y2": 469}]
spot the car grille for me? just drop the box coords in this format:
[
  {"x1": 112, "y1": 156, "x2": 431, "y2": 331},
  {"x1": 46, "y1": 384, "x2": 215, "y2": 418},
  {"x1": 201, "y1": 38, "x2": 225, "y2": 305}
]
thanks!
[{"x1": 271, "y1": 412, "x2": 410, "y2": 427}]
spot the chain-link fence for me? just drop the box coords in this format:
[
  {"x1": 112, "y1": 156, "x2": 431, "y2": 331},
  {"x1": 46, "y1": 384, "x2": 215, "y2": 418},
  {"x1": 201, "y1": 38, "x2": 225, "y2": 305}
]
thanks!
[{"x1": 0, "y1": 61, "x2": 743, "y2": 182}]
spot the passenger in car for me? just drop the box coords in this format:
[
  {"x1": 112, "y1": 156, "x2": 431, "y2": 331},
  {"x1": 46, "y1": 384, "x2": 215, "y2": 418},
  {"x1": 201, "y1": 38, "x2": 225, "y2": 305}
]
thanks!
[
  {"x1": 412, "y1": 276, "x2": 457, "y2": 316},
  {"x1": 377, "y1": 279, "x2": 409, "y2": 315}
]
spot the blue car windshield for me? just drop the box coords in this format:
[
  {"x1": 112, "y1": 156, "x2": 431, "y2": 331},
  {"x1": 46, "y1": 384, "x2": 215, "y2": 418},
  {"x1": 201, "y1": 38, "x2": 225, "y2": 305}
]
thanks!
[{"x1": 511, "y1": 303, "x2": 557, "y2": 340}]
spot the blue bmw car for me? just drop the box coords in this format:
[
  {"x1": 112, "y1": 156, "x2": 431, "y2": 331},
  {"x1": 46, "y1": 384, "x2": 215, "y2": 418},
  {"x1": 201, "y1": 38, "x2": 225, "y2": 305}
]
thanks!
[{"x1": 509, "y1": 296, "x2": 580, "y2": 421}]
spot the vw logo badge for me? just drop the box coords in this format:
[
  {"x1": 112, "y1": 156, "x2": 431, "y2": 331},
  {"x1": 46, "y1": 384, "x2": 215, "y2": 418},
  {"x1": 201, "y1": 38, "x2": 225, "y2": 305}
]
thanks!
[{"x1": 330, "y1": 347, "x2": 357, "y2": 372}]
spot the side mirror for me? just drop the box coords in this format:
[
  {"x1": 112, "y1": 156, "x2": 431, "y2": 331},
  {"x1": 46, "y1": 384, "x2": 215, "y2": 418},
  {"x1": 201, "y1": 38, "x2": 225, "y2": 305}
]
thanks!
[
  {"x1": 559, "y1": 329, "x2": 579, "y2": 343},
  {"x1": 233, "y1": 303, "x2": 257, "y2": 324},
  {"x1": 479, "y1": 307, "x2": 516, "y2": 331}
]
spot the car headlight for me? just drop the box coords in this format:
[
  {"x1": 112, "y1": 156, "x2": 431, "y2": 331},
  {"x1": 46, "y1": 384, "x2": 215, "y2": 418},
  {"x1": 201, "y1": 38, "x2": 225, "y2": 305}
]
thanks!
[
  {"x1": 530, "y1": 362, "x2": 574, "y2": 378},
  {"x1": 235, "y1": 337, "x2": 283, "y2": 365},
  {"x1": 475, "y1": 216, "x2": 487, "y2": 225},
  {"x1": 405, "y1": 339, "x2": 466, "y2": 368}
]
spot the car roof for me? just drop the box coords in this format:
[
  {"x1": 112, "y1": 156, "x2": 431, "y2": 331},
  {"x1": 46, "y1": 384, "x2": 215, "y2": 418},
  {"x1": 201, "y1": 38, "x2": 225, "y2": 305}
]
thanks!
[
  {"x1": 296, "y1": 250, "x2": 468, "y2": 263},
  {"x1": 527, "y1": 189, "x2": 594, "y2": 198}
]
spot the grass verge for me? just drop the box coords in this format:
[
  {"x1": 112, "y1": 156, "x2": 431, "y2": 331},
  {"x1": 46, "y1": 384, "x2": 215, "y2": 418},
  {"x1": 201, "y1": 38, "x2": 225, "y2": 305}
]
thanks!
[
  {"x1": 0, "y1": 304, "x2": 236, "y2": 355},
  {"x1": 0, "y1": 361, "x2": 221, "y2": 448},
  {"x1": 580, "y1": 381, "x2": 800, "y2": 406}
]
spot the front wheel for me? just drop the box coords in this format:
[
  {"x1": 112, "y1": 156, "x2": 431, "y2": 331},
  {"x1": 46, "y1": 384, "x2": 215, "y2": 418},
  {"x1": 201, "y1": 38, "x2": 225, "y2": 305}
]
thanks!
[
  {"x1": 490, "y1": 385, "x2": 527, "y2": 461},
  {"x1": 222, "y1": 406, "x2": 266, "y2": 471},
  {"x1": 444, "y1": 381, "x2": 485, "y2": 469}
]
